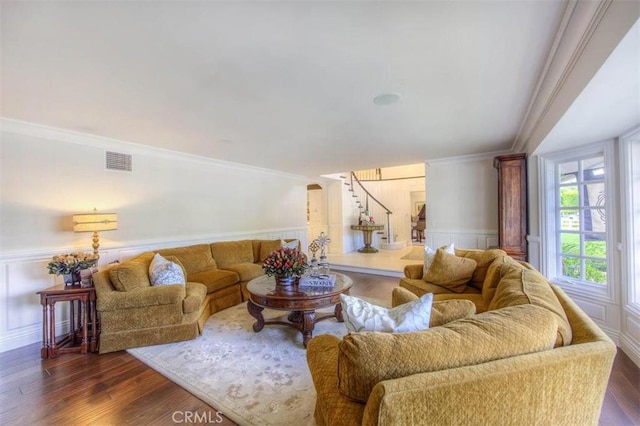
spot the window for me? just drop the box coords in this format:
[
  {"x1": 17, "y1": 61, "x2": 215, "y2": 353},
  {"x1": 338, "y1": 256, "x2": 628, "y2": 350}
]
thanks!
[
  {"x1": 542, "y1": 141, "x2": 615, "y2": 296},
  {"x1": 556, "y1": 156, "x2": 607, "y2": 284},
  {"x1": 621, "y1": 128, "x2": 640, "y2": 309}
]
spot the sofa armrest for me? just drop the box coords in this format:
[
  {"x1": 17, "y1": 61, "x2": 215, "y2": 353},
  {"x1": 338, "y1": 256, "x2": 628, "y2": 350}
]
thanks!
[
  {"x1": 403, "y1": 264, "x2": 423, "y2": 279},
  {"x1": 362, "y1": 341, "x2": 615, "y2": 426},
  {"x1": 96, "y1": 284, "x2": 187, "y2": 312},
  {"x1": 307, "y1": 335, "x2": 365, "y2": 426}
]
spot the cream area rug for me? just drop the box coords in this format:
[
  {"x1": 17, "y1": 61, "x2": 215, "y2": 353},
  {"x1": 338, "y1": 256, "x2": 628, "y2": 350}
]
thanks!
[{"x1": 128, "y1": 302, "x2": 352, "y2": 425}]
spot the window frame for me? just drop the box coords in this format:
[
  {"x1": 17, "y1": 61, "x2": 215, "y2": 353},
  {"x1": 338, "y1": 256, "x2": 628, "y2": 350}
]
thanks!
[
  {"x1": 620, "y1": 126, "x2": 640, "y2": 312},
  {"x1": 540, "y1": 140, "x2": 617, "y2": 302}
]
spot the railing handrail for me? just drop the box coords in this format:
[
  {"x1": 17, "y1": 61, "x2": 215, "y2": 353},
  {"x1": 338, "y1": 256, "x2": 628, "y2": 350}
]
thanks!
[{"x1": 351, "y1": 172, "x2": 392, "y2": 215}]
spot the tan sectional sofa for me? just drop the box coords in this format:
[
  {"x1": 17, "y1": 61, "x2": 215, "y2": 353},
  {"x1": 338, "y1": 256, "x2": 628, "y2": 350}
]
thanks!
[
  {"x1": 94, "y1": 238, "x2": 294, "y2": 353},
  {"x1": 307, "y1": 249, "x2": 617, "y2": 425}
]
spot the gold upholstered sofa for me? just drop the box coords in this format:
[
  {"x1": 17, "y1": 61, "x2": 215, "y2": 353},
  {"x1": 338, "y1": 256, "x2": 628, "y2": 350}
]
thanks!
[
  {"x1": 306, "y1": 248, "x2": 617, "y2": 425},
  {"x1": 93, "y1": 239, "x2": 295, "y2": 353}
]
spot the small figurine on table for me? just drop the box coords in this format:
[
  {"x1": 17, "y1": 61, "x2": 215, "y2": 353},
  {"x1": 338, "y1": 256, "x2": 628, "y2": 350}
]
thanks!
[{"x1": 314, "y1": 232, "x2": 332, "y2": 277}]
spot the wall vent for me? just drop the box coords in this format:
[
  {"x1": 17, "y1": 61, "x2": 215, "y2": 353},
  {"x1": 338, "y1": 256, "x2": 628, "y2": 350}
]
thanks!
[{"x1": 106, "y1": 151, "x2": 132, "y2": 172}]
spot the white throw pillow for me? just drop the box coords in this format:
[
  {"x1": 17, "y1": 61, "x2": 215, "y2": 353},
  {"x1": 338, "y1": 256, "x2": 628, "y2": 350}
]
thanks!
[
  {"x1": 340, "y1": 293, "x2": 433, "y2": 333},
  {"x1": 424, "y1": 243, "x2": 455, "y2": 277},
  {"x1": 149, "y1": 253, "x2": 186, "y2": 286},
  {"x1": 281, "y1": 239, "x2": 300, "y2": 250}
]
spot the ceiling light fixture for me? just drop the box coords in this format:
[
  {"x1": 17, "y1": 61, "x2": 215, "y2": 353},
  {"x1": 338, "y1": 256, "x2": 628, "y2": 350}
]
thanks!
[{"x1": 373, "y1": 93, "x2": 401, "y2": 106}]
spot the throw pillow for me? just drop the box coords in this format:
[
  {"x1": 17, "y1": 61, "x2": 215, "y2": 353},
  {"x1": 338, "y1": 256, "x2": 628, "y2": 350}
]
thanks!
[
  {"x1": 259, "y1": 239, "x2": 283, "y2": 262},
  {"x1": 392, "y1": 288, "x2": 477, "y2": 327},
  {"x1": 149, "y1": 253, "x2": 186, "y2": 286},
  {"x1": 423, "y1": 248, "x2": 476, "y2": 292},
  {"x1": 340, "y1": 293, "x2": 433, "y2": 333},
  {"x1": 109, "y1": 252, "x2": 155, "y2": 292},
  {"x1": 423, "y1": 243, "x2": 454, "y2": 277},
  {"x1": 281, "y1": 239, "x2": 300, "y2": 250},
  {"x1": 454, "y1": 248, "x2": 508, "y2": 290}
]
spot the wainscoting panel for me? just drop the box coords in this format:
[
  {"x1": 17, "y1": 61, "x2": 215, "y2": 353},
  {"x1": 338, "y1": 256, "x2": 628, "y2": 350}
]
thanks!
[
  {"x1": 424, "y1": 231, "x2": 499, "y2": 250},
  {"x1": 560, "y1": 288, "x2": 623, "y2": 345},
  {"x1": 621, "y1": 313, "x2": 640, "y2": 366},
  {"x1": 0, "y1": 227, "x2": 306, "y2": 353}
]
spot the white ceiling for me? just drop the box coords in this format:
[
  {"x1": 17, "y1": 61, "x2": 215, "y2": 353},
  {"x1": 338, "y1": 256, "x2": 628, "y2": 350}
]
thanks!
[{"x1": 1, "y1": 1, "x2": 637, "y2": 176}]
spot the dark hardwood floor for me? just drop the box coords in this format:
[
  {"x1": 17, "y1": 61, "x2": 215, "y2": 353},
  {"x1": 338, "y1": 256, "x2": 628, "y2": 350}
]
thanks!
[{"x1": 1, "y1": 272, "x2": 638, "y2": 425}]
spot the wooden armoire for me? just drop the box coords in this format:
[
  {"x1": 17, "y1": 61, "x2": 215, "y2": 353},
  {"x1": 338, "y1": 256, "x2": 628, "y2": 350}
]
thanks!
[{"x1": 493, "y1": 153, "x2": 528, "y2": 261}]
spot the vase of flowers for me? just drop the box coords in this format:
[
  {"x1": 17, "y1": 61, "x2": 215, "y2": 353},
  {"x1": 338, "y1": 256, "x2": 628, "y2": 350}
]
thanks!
[
  {"x1": 47, "y1": 252, "x2": 99, "y2": 286},
  {"x1": 262, "y1": 247, "x2": 308, "y2": 287}
]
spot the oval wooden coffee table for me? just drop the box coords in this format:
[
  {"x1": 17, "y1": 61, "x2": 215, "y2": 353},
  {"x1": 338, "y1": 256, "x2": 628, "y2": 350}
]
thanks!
[{"x1": 246, "y1": 273, "x2": 353, "y2": 348}]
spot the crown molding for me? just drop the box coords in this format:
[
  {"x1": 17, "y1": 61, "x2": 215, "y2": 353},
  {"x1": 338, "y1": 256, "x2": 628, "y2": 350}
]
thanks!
[
  {"x1": 426, "y1": 149, "x2": 509, "y2": 166},
  {"x1": 512, "y1": 0, "x2": 640, "y2": 154},
  {"x1": 0, "y1": 117, "x2": 308, "y2": 181}
]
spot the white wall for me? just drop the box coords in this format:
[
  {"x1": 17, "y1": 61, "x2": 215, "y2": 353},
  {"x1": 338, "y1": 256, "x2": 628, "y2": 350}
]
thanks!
[
  {"x1": 307, "y1": 186, "x2": 328, "y2": 245},
  {"x1": 425, "y1": 156, "x2": 499, "y2": 249},
  {"x1": 0, "y1": 119, "x2": 309, "y2": 352}
]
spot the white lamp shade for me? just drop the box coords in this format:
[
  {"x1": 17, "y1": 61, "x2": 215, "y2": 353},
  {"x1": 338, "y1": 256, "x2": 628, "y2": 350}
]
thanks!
[{"x1": 73, "y1": 212, "x2": 118, "y2": 232}]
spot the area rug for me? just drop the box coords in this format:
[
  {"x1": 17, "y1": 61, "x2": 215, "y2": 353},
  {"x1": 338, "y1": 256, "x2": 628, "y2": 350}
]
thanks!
[
  {"x1": 128, "y1": 302, "x2": 354, "y2": 425},
  {"x1": 400, "y1": 245, "x2": 424, "y2": 261}
]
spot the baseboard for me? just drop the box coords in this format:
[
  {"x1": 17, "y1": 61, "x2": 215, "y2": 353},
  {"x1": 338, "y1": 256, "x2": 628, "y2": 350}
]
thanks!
[
  {"x1": 619, "y1": 334, "x2": 640, "y2": 368},
  {"x1": 380, "y1": 241, "x2": 408, "y2": 250},
  {"x1": 0, "y1": 321, "x2": 70, "y2": 354},
  {"x1": 331, "y1": 264, "x2": 404, "y2": 278}
]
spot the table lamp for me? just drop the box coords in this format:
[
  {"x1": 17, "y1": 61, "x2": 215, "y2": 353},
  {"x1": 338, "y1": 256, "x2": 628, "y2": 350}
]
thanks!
[{"x1": 73, "y1": 208, "x2": 118, "y2": 258}]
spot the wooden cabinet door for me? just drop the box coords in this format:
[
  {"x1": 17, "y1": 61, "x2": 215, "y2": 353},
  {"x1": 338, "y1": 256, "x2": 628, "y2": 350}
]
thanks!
[{"x1": 494, "y1": 153, "x2": 527, "y2": 261}]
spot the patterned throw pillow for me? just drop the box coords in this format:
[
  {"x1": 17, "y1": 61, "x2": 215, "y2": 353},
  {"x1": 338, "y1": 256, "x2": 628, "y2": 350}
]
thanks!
[
  {"x1": 423, "y1": 243, "x2": 455, "y2": 277},
  {"x1": 281, "y1": 239, "x2": 300, "y2": 250},
  {"x1": 149, "y1": 253, "x2": 186, "y2": 286},
  {"x1": 340, "y1": 293, "x2": 433, "y2": 333}
]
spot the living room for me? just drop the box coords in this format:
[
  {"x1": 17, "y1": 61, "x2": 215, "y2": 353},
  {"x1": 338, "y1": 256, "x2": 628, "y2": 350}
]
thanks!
[{"x1": 1, "y1": 1, "x2": 639, "y2": 424}]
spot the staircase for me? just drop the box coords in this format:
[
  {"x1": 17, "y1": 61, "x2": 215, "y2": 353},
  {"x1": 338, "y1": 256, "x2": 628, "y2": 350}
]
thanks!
[{"x1": 342, "y1": 170, "x2": 395, "y2": 246}]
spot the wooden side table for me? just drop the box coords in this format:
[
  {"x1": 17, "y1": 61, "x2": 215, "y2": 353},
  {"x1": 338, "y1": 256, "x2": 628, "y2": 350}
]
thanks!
[
  {"x1": 350, "y1": 224, "x2": 384, "y2": 253},
  {"x1": 37, "y1": 284, "x2": 99, "y2": 358}
]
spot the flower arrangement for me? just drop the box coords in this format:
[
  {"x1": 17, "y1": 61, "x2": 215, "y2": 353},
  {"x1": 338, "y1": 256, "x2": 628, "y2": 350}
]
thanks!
[
  {"x1": 47, "y1": 252, "x2": 99, "y2": 275},
  {"x1": 262, "y1": 247, "x2": 308, "y2": 278}
]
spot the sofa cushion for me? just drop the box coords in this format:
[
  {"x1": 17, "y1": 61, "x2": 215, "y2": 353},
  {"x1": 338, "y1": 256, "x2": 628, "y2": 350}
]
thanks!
[
  {"x1": 259, "y1": 239, "x2": 283, "y2": 262},
  {"x1": 400, "y1": 277, "x2": 476, "y2": 297},
  {"x1": 340, "y1": 293, "x2": 433, "y2": 333},
  {"x1": 224, "y1": 263, "x2": 264, "y2": 282},
  {"x1": 337, "y1": 304, "x2": 558, "y2": 402},
  {"x1": 210, "y1": 240, "x2": 254, "y2": 269},
  {"x1": 149, "y1": 253, "x2": 186, "y2": 286},
  {"x1": 433, "y1": 293, "x2": 487, "y2": 313},
  {"x1": 188, "y1": 269, "x2": 240, "y2": 294},
  {"x1": 454, "y1": 248, "x2": 508, "y2": 290},
  {"x1": 182, "y1": 282, "x2": 208, "y2": 314},
  {"x1": 423, "y1": 248, "x2": 476, "y2": 293},
  {"x1": 109, "y1": 252, "x2": 155, "y2": 292},
  {"x1": 482, "y1": 256, "x2": 526, "y2": 305},
  {"x1": 157, "y1": 244, "x2": 217, "y2": 274},
  {"x1": 489, "y1": 268, "x2": 572, "y2": 347},
  {"x1": 423, "y1": 243, "x2": 454, "y2": 277},
  {"x1": 392, "y1": 287, "x2": 476, "y2": 327}
]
